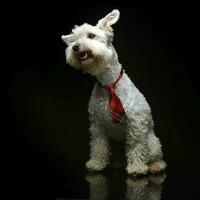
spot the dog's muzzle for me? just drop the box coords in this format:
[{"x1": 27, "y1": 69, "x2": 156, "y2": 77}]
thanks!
[{"x1": 73, "y1": 43, "x2": 91, "y2": 61}]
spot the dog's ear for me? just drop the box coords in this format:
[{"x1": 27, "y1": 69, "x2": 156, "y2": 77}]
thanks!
[
  {"x1": 61, "y1": 34, "x2": 74, "y2": 45},
  {"x1": 61, "y1": 24, "x2": 80, "y2": 45},
  {"x1": 74, "y1": 25, "x2": 79, "y2": 29},
  {"x1": 96, "y1": 9, "x2": 120, "y2": 31}
]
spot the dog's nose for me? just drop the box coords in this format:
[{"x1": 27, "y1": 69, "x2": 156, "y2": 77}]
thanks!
[{"x1": 73, "y1": 43, "x2": 80, "y2": 52}]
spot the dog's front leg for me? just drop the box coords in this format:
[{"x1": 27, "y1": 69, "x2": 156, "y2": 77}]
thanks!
[
  {"x1": 125, "y1": 124, "x2": 150, "y2": 176},
  {"x1": 85, "y1": 123, "x2": 110, "y2": 171}
]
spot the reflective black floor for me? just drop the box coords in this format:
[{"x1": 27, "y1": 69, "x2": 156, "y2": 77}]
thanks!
[
  {"x1": 8, "y1": 149, "x2": 200, "y2": 200},
  {"x1": 54, "y1": 165, "x2": 200, "y2": 200},
  {"x1": 78, "y1": 169, "x2": 166, "y2": 200}
]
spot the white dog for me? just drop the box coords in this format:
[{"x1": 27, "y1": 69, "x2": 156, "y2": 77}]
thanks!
[{"x1": 61, "y1": 9, "x2": 166, "y2": 176}]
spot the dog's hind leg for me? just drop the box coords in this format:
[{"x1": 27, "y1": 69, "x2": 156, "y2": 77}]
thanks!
[
  {"x1": 147, "y1": 130, "x2": 166, "y2": 174},
  {"x1": 125, "y1": 119, "x2": 150, "y2": 176}
]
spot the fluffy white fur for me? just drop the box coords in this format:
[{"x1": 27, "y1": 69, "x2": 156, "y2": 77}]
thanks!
[{"x1": 61, "y1": 9, "x2": 166, "y2": 176}]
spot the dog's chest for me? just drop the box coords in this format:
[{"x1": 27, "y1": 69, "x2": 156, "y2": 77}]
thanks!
[
  {"x1": 89, "y1": 85, "x2": 111, "y2": 123},
  {"x1": 88, "y1": 81, "x2": 130, "y2": 125}
]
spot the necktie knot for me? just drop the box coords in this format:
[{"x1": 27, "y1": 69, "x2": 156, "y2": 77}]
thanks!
[{"x1": 106, "y1": 85, "x2": 115, "y2": 96}]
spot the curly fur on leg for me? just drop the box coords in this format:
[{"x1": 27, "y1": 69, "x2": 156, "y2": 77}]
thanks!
[
  {"x1": 86, "y1": 123, "x2": 110, "y2": 171},
  {"x1": 126, "y1": 130, "x2": 149, "y2": 176}
]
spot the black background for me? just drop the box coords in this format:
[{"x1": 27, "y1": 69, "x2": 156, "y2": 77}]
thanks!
[{"x1": 6, "y1": 1, "x2": 200, "y2": 199}]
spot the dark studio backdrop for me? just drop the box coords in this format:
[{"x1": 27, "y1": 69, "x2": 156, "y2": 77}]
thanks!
[{"x1": 6, "y1": 2, "x2": 200, "y2": 199}]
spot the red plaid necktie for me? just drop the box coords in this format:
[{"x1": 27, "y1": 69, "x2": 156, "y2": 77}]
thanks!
[{"x1": 98, "y1": 68, "x2": 127, "y2": 125}]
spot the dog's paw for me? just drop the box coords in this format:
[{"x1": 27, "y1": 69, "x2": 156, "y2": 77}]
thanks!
[
  {"x1": 126, "y1": 163, "x2": 148, "y2": 176},
  {"x1": 149, "y1": 160, "x2": 166, "y2": 174},
  {"x1": 85, "y1": 158, "x2": 108, "y2": 172}
]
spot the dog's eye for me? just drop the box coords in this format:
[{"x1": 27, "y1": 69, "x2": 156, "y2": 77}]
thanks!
[{"x1": 88, "y1": 33, "x2": 96, "y2": 39}]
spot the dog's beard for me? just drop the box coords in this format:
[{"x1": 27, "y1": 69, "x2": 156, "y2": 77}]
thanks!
[
  {"x1": 80, "y1": 55, "x2": 106, "y2": 76},
  {"x1": 66, "y1": 46, "x2": 112, "y2": 76}
]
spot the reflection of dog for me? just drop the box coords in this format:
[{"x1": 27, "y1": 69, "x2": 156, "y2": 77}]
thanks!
[
  {"x1": 126, "y1": 174, "x2": 166, "y2": 200},
  {"x1": 86, "y1": 174, "x2": 108, "y2": 200},
  {"x1": 86, "y1": 173, "x2": 166, "y2": 200},
  {"x1": 62, "y1": 9, "x2": 166, "y2": 176}
]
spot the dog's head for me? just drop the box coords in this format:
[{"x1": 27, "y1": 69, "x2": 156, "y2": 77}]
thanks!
[{"x1": 61, "y1": 9, "x2": 120, "y2": 76}]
